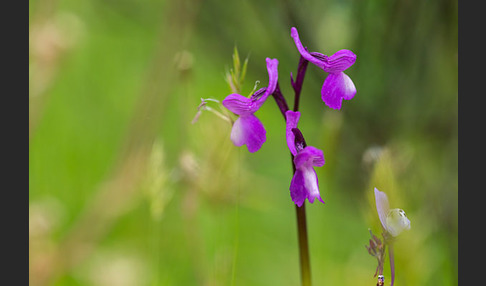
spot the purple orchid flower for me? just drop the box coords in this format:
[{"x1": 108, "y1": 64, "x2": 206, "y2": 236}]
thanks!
[
  {"x1": 290, "y1": 27, "x2": 357, "y2": 110},
  {"x1": 222, "y1": 58, "x2": 279, "y2": 153},
  {"x1": 285, "y1": 110, "x2": 325, "y2": 207}
]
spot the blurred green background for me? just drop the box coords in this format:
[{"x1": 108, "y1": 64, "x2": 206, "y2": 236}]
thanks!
[{"x1": 29, "y1": 0, "x2": 457, "y2": 285}]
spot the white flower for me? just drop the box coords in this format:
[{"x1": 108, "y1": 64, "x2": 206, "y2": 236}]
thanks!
[{"x1": 374, "y1": 187, "x2": 411, "y2": 237}]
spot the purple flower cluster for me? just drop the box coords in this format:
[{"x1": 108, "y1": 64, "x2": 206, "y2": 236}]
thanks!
[{"x1": 222, "y1": 27, "x2": 357, "y2": 207}]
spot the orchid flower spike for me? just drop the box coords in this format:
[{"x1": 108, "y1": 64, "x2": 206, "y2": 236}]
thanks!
[
  {"x1": 374, "y1": 187, "x2": 411, "y2": 237},
  {"x1": 290, "y1": 27, "x2": 357, "y2": 110},
  {"x1": 222, "y1": 58, "x2": 279, "y2": 153},
  {"x1": 286, "y1": 110, "x2": 325, "y2": 207}
]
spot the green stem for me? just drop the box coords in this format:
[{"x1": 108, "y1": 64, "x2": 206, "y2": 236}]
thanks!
[
  {"x1": 295, "y1": 203, "x2": 311, "y2": 286},
  {"x1": 388, "y1": 242, "x2": 395, "y2": 286}
]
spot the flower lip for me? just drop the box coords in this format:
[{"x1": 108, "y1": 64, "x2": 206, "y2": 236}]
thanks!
[
  {"x1": 230, "y1": 114, "x2": 266, "y2": 153},
  {"x1": 321, "y1": 72, "x2": 357, "y2": 110},
  {"x1": 290, "y1": 167, "x2": 325, "y2": 207}
]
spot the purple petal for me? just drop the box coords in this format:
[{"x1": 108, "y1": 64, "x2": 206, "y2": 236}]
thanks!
[
  {"x1": 285, "y1": 110, "x2": 301, "y2": 156},
  {"x1": 290, "y1": 168, "x2": 325, "y2": 207},
  {"x1": 293, "y1": 146, "x2": 325, "y2": 169},
  {"x1": 321, "y1": 72, "x2": 356, "y2": 109},
  {"x1": 230, "y1": 114, "x2": 266, "y2": 153},
  {"x1": 374, "y1": 188, "x2": 390, "y2": 231},
  {"x1": 322, "y1": 50, "x2": 356, "y2": 73},
  {"x1": 222, "y1": 94, "x2": 254, "y2": 115},
  {"x1": 290, "y1": 27, "x2": 327, "y2": 69},
  {"x1": 265, "y1": 58, "x2": 279, "y2": 95},
  {"x1": 250, "y1": 58, "x2": 279, "y2": 111},
  {"x1": 290, "y1": 170, "x2": 306, "y2": 207}
]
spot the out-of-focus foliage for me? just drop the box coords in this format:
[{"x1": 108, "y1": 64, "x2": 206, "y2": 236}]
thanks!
[{"x1": 29, "y1": 0, "x2": 457, "y2": 285}]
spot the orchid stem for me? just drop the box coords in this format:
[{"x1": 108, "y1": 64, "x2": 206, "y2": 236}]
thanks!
[
  {"x1": 292, "y1": 55, "x2": 312, "y2": 286},
  {"x1": 271, "y1": 82, "x2": 290, "y2": 119},
  {"x1": 272, "y1": 54, "x2": 312, "y2": 286},
  {"x1": 388, "y1": 243, "x2": 395, "y2": 286},
  {"x1": 295, "y1": 202, "x2": 311, "y2": 286},
  {"x1": 291, "y1": 55, "x2": 309, "y2": 112},
  {"x1": 290, "y1": 152, "x2": 311, "y2": 286}
]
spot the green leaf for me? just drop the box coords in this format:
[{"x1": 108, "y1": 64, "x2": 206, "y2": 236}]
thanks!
[
  {"x1": 240, "y1": 55, "x2": 249, "y2": 87},
  {"x1": 232, "y1": 46, "x2": 241, "y2": 79}
]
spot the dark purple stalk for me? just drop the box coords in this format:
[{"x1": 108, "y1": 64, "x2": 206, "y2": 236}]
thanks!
[
  {"x1": 271, "y1": 82, "x2": 290, "y2": 118},
  {"x1": 290, "y1": 55, "x2": 309, "y2": 112},
  {"x1": 295, "y1": 203, "x2": 311, "y2": 286}
]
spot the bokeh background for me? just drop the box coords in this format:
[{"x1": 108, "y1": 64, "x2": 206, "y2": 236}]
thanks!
[{"x1": 29, "y1": 0, "x2": 458, "y2": 285}]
